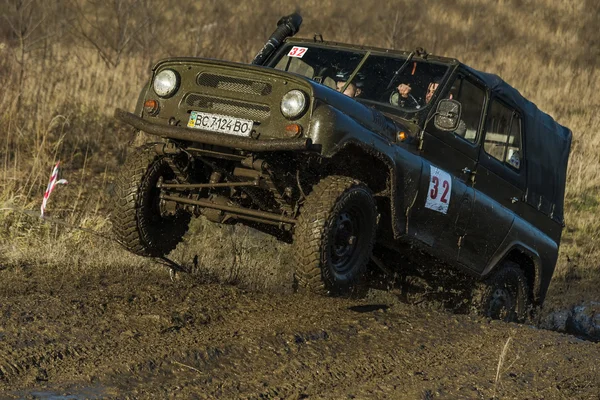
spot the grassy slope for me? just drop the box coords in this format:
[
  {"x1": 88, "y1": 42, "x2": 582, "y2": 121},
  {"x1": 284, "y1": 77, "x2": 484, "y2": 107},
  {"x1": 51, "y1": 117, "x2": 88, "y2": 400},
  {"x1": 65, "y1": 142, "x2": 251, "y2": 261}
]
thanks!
[{"x1": 0, "y1": 0, "x2": 598, "y2": 310}]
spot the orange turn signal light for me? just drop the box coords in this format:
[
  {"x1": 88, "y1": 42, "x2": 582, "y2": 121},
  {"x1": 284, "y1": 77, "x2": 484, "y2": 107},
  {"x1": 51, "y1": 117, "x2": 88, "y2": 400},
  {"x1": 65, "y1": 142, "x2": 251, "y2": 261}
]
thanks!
[
  {"x1": 398, "y1": 131, "x2": 407, "y2": 141},
  {"x1": 143, "y1": 99, "x2": 159, "y2": 115},
  {"x1": 285, "y1": 123, "x2": 302, "y2": 137}
]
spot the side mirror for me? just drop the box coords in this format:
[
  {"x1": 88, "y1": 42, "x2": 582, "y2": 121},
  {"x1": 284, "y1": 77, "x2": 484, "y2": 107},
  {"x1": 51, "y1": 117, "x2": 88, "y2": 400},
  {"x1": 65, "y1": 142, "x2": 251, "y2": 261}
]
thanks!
[{"x1": 434, "y1": 99, "x2": 462, "y2": 131}]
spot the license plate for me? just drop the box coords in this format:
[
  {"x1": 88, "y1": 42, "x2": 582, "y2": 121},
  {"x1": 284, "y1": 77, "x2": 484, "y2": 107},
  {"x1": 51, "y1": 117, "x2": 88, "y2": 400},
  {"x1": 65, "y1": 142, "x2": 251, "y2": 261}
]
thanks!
[{"x1": 187, "y1": 111, "x2": 253, "y2": 137}]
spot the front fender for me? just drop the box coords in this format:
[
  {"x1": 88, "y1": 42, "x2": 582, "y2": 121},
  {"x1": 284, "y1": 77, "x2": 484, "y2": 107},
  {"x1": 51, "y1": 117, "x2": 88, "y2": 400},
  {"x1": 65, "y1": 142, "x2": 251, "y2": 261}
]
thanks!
[
  {"x1": 307, "y1": 103, "x2": 394, "y2": 157},
  {"x1": 133, "y1": 80, "x2": 152, "y2": 117},
  {"x1": 306, "y1": 103, "x2": 423, "y2": 239}
]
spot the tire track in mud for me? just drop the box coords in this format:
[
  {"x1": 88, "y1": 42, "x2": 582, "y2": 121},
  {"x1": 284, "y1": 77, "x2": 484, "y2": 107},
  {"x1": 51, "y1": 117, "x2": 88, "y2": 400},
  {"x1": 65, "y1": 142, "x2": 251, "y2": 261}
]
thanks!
[
  {"x1": 92, "y1": 304, "x2": 502, "y2": 398},
  {"x1": 102, "y1": 311, "x2": 417, "y2": 397},
  {"x1": 2, "y1": 272, "x2": 600, "y2": 399},
  {"x1": 96, "y1": 299, "x2": 600, "y2": 399},
  {"x1": 0, "y1": 343, "x2": 90, "y2": 384}
]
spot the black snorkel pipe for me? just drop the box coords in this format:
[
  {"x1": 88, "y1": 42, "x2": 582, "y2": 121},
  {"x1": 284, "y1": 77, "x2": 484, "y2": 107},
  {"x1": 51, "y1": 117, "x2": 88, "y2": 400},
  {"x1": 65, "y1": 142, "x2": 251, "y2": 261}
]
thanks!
[{"x1": 252, "y1": 12, "x2": 303, "y2": 65}]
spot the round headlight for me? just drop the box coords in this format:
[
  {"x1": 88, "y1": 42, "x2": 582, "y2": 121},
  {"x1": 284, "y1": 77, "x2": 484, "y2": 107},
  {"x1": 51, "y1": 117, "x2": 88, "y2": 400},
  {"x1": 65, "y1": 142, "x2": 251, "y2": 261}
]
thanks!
[
  {"x1": 281, "y1": 90, "x2": 308, "y2": 119},
  {"x1": 153, "y1": 69, "x2": 179, "y2": 98}
]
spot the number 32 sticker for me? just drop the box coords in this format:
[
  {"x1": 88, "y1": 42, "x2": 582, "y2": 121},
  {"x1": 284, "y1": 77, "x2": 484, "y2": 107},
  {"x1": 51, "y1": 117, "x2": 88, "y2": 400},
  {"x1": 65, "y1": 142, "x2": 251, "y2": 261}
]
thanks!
[
  {"x1": 288, "y1": 46, "x2": 308, "y2": 58},
  {"x1": 425, "y1": 166, "x2": 452, "y2": 214}
]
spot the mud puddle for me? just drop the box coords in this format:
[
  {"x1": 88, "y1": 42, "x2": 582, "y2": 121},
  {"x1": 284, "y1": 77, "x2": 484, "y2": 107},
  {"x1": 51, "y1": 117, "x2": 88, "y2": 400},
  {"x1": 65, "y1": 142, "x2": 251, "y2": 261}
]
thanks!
[{"x1": 11, "y1": 384, "x2": 107, "y2": 400}]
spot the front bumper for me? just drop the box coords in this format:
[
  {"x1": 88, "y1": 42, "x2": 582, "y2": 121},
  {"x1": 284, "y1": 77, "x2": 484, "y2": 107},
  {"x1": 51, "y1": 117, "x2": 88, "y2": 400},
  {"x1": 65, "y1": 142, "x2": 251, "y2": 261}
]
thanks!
[{"x1": 114, "y1": 108, "x2": 313, "y2": 152}]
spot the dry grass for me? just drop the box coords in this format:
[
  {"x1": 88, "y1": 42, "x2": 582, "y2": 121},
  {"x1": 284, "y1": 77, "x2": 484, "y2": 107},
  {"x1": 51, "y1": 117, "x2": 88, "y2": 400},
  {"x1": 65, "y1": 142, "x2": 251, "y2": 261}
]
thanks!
[
  {"x1": 0, "y1": 0, "x2": 599, "y2": 306},
  {"x1": 492, "y1": 333, "x2": 521, "y2": 397}
]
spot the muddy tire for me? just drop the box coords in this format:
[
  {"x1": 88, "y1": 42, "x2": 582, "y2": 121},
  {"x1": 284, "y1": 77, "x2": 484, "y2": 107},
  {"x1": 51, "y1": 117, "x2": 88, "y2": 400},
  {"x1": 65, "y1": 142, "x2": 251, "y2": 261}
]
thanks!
[
  {"x1": 293, "y1": 175, "x2": 378, "y2": 294},
  {"x1": 472, "y1": 262, "x2": 530, "y2": 323},
  {"x1": 111, "y1": 143, "x2": 191, "y2": 257}
]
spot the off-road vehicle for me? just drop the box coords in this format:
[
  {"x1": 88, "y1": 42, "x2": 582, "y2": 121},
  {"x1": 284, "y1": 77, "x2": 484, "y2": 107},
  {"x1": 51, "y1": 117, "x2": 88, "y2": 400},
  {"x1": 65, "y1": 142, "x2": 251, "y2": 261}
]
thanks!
[{"x1": 112, "y1": 13, "x2": 572, "y2": 322}]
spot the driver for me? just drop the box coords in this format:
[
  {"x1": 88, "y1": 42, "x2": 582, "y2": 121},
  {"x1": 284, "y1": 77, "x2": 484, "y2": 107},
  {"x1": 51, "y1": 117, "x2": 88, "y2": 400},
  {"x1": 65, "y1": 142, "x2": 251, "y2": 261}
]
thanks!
[
  {"x1": 392, "y1": 83, "x2": 420, "y2": 108},
  {"x1": 390, "y1": 77, "x2": 441, "y2": 108}
]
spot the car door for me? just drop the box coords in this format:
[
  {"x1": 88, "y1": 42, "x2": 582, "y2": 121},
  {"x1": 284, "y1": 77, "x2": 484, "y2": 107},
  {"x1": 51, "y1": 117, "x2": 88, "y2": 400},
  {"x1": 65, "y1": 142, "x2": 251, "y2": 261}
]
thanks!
[
  {"x1": 458, "y1": 98, "x2": 526, "y2": 272},
  {"x1": 408, "y1": 74, "x2": 487, "y2": 260}
]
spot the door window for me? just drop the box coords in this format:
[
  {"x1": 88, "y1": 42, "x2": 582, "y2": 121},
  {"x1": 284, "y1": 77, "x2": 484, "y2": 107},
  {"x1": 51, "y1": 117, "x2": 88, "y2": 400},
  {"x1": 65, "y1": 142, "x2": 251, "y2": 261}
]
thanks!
[
  {"x1": 447, "y1": 77, "x2": 486, "y2": 143},
  {"x1": 506, "y1": 116, "x2": 522, "y2": 170},
  {"x1": 484, "y1": 99, "x2": 523, "y2": 170}
]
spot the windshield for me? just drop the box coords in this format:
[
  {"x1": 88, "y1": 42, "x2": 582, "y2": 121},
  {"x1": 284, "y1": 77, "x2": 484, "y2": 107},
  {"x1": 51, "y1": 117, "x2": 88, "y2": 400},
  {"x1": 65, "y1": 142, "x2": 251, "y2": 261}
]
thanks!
[{"x1": 271, "y1": 44, "x2": 450, "y2": 114}]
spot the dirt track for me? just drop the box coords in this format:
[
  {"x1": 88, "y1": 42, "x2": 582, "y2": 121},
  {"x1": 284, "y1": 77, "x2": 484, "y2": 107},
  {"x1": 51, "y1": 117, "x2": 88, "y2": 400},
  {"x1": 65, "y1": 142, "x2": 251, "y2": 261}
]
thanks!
[{"x1": 0, "y1": 266, "x2": 599, "y2": 400}]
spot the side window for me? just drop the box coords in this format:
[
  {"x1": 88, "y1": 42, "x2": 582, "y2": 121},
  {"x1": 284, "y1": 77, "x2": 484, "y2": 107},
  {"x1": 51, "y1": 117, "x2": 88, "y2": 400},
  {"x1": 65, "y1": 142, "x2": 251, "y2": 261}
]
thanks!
[
  {"x1": 506, "y1": 115, "x2": 522, "y2": 170},
  {"x1": 448, "y1": 76, "x2": 486, "y2": 143},
  {"x1": 484, "y1": 99, "x2": 522, "y2": 170}
]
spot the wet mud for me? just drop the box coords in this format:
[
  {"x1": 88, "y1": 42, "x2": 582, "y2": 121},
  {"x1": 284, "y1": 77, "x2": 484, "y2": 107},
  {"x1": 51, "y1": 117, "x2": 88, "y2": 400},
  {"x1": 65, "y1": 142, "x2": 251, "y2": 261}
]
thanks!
[{"x1": 0, "y1": 267, "x2": 599, "y2": 399}]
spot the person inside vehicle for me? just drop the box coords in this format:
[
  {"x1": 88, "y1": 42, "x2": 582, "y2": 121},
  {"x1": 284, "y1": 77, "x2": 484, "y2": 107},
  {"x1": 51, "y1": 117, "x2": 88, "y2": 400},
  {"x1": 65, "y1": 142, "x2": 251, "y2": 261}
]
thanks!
[
  {"x1": 390, "y1": 77, "x2": 442, "y2": 108},
  {"x1": 336, "y1": 80, "x2": 362, "y2": 97},
  {"x1": 424, "y1": 79, "x2": 440, "y2": 104},
  {"x1": 335, "y1": 70, "x2": 363, "y2": 98},
  {"x1": 393, "y1": 83, "x2": 420, "y2": 108}
]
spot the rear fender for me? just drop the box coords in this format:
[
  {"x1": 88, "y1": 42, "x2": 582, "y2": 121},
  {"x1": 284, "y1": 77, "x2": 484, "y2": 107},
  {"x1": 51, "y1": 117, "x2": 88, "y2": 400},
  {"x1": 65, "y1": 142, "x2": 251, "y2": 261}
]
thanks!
[{"x1": 483, "y1": 215, "x2": 558, "y2": 305}]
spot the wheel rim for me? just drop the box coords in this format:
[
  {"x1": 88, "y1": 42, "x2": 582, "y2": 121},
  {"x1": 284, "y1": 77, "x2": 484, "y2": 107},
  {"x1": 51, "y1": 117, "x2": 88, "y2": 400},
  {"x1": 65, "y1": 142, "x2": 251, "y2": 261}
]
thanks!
[
  {"x1": 488, "y1": 286, "x2": 515, "y2": 321},
  {"x1": 147, "y1": 168, "x2": 172, "y2": 223},
  {"x1": 141, "y1": 159, "x2": 190, "y2": 238},
  {"x1": 330, "y1": 207, "x2": 362, "y2": 274}
]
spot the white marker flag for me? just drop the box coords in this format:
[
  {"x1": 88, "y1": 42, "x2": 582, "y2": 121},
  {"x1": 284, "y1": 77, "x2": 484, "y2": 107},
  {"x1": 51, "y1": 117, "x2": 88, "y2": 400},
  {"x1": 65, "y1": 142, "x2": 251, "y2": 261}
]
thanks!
[{"x1": 41, "y1": 161, "x2": 68, "y2": 218}]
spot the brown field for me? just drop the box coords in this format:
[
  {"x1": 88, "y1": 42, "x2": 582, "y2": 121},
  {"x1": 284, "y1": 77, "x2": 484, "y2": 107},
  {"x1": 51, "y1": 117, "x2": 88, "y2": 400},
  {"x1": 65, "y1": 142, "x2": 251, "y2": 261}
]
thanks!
[{"x1": 1, "y1": 0, "x2": 599, "y2": 398}]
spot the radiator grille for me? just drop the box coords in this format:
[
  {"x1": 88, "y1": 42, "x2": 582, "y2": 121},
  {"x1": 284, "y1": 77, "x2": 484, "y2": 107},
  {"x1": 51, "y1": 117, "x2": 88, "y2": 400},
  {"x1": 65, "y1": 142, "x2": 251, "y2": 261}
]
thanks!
[
  {"x1": 197, "y1": 73, "x2": 272, "y2": 96},
  {"x1": 185, "y1": 94, "x2": 271, "y2": 121}
]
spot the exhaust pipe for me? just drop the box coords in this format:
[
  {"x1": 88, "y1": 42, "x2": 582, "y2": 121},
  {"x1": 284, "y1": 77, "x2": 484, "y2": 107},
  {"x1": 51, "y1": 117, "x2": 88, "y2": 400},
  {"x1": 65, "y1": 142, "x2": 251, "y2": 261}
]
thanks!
[{"x1": 252, "y1": 12, "x2": 302, "y2": 65}]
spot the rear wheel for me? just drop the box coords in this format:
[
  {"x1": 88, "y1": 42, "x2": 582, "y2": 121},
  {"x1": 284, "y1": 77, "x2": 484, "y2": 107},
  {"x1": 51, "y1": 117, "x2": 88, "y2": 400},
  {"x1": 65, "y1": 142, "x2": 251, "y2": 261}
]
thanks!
[
  {"x1": 472, "y1": 262, "x2": 530, "y2": 323},
  {"x1": 293, "y1": 175, "x2": 378, "y2": 294},
  {"x1": 111, "y1": 143, "x2": 191, "y2": 257}
]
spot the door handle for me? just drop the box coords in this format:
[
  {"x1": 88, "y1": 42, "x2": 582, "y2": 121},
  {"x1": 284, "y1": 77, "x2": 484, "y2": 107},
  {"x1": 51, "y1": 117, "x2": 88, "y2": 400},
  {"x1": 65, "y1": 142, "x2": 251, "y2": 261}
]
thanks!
[
  {"x1": 462, "y1": 167, "x2": 476, "y2": 185},
  {"x1": 510, "y1": 197, "x2": 519, "y2": 204}
]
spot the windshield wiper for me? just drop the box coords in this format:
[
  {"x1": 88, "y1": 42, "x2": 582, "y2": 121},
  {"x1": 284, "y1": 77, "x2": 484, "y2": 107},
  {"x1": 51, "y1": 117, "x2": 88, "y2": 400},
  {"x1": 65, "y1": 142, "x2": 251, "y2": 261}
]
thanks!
[
  {"x1": 339, "y1": 51, "x2": 371, "y2": 95},
  {"x1": 384, "y1": 50, "x2": 416, "y2": 91}
]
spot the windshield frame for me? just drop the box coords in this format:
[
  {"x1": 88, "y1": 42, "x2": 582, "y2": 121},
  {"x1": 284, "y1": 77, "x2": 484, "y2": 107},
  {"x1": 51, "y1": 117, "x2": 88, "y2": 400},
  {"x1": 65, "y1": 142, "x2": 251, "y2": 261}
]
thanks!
[{"x1": 266, "y1": 41, "x2": 456, "y2": 120}]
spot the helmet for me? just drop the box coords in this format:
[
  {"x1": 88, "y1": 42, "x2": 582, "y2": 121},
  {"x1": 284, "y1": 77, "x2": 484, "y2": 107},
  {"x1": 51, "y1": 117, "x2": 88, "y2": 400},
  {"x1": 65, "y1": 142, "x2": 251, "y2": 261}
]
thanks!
[{"x1": 335, "y1": 70, "x2": 364, "y2": 88}]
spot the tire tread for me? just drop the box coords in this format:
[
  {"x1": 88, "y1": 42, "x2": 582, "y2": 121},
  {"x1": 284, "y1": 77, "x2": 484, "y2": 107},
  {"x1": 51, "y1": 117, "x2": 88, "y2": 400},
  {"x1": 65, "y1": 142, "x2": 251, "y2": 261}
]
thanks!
[
  {"x1": 111, "y1": 143, "x2": 190, "y2": 257},
  {"x1": 293, "y1": 175, "x2": 377, "y2": 294}
]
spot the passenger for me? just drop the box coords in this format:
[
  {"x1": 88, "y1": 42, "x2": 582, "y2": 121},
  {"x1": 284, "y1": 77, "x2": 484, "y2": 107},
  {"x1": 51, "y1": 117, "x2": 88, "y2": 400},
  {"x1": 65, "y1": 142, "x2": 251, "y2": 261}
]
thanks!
[
  {"x1": 425, "y1": 79, "x2": 441, "y2": 104},
  {"x1": 335, "y1": 71, "x2": 363, "y2": 98},
  {"x1": 336, "y1": 80, "x2": 362, "y2": 98}
]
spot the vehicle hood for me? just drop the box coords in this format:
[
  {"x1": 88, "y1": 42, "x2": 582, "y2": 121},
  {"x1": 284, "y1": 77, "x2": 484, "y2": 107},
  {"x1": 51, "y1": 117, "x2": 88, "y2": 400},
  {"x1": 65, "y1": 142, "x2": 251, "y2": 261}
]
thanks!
[
  {"x1": 150, "y1": 57, "x2": 415, "y2": 143},
  {"x1": 305, "y1": 79, "x2": 417, "y2": 142}
]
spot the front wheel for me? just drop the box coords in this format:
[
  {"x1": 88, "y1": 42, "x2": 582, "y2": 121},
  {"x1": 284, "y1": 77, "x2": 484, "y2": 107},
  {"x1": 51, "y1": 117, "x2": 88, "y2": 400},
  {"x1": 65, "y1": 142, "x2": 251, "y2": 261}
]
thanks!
[
  {"x1": 293, "y1": 175, "x2": 378, "y2": 294},
  {"x1": 472, "y1": 262, "x2": 530, "y2": 323},
  {"x1": 111, "y1": 143, "x2": 191, "y2": 257}
]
